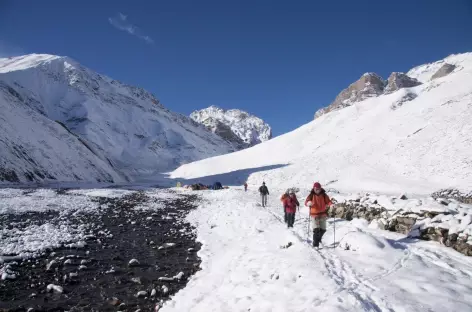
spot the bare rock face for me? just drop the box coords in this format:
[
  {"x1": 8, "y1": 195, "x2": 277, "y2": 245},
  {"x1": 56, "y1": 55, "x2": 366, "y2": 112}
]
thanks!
[
  {"x1": 384, "y1": 72, "x2": 422, "y2": 94},
  {"x1": 196, "y1": 117, "x2": 247, "y2": 150},
  {"x1": 431, "y1": 63, "x2": 456, "y2": 80},
  {"x1": 315, "y1": 73, "x2": 385, "y2": 118},
  {"x1": 190, "y1": 106, "x2": 272, "y2": 150}
]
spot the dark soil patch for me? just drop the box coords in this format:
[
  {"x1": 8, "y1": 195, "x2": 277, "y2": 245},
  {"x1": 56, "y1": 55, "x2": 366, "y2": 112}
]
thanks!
[{"x1": 0, "y1": 190, "x2": 202, "y2": 311}]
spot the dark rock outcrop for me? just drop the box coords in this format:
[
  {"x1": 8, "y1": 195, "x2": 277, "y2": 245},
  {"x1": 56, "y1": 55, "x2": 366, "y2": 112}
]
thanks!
[
  {"x1": 197, "y1": 118, "x2": 248, "y2": 150},
  {"x1": 431, "y1": 63, "x2": 456, "y2": 80},
  {"x1": 384, "y1": 72, "x2": 422, "y2": 94},
  {"x1": 390, "y1": 92, "x2": 418, "y2": 110},
  {"x1": 315, "y1": 73, "x2": 386, "y2": 118},
  {"x1": 431, "y1": 188, "x2": 472, "y2": 204}
]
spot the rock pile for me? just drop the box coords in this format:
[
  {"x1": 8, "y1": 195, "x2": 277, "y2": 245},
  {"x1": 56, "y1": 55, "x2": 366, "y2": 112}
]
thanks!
[{"x1": 329, "y1": 189, "x2": 472, "y2": 256}]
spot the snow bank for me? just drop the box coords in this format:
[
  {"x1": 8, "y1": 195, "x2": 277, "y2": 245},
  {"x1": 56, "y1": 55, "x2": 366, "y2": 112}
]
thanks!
[
  {"x1": 339, "y1": 230, "x2": 394, "y2": 255},
  {"x1": 67, "y1": 188, "x2": 134, "y2": 198},
  {"x1": 0, "y1": 189, "x2": 98, "y2": 260},
  {"x1": 1, "y1": 223, "x2": 83, "y2": 257},
  {"x1": 0, "y1": 188, "x2": 98, "y2": 214}
]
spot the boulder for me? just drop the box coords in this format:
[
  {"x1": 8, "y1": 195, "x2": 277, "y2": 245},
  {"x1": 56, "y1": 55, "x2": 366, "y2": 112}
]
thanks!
[
  {"x1": 46, "y1": 284, "x2": 63, "y2": 294},
  {"x1": 136, "y1": 290, "x2": 147, "y2": 298}
]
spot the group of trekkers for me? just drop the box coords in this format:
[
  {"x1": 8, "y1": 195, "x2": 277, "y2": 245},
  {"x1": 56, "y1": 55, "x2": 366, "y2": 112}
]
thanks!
[{"x1": 256, "y1": 181, "x2": 332, "y2": 248}]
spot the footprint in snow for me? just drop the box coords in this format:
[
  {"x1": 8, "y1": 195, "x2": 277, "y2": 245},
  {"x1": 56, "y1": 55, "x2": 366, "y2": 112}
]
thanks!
[
  {"x1": 270, "y1": 273, "x2": 280, "y2": 280},
  {"x1": 280, "y1": 242, "x2": 293, "y2": 249}
]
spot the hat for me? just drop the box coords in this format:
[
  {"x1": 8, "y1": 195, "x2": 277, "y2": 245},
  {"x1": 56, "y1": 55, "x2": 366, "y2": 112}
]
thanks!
[{"x1": 313, "y1": 182, "x2": 321, "y2": 189}]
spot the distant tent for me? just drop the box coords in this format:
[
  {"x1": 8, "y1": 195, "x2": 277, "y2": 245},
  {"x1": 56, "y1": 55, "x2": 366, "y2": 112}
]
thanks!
[{"x1": 212, "y1": 182, "x2": 223, "y2": 190}]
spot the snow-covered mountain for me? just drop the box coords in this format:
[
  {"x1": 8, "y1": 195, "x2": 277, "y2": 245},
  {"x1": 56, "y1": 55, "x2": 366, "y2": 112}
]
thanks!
[
  {"x1": 0, "y1": 54, "x2": 236, "y2": 183},
  {"x1": 190, "y1": 106, "x2": 272, "y2": 149},
  {"x1": 172, "y1": 52, "x2": 472, "y2": 195}
]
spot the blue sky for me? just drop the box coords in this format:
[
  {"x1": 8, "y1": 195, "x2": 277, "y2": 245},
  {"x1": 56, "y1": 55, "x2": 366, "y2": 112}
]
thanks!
[{"x1": 1, "y1": 0, "x2": 472, "y2": 136}]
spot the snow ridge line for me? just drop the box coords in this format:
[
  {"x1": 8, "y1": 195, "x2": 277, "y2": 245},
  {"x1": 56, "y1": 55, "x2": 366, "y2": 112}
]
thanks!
[{"x1": 258, "y1": 202, "x2": 398, "y2": 311}]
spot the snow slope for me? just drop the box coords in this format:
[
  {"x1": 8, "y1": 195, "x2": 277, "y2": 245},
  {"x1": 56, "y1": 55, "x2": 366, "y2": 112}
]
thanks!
[
  {"x1": 172, "y1": 53, "x2": 472, "y2": 194},
  {"x1": 190, "y1": 105, "x2": 272, "y2": 148},
  {"x1": 162, "y1": 188, "x2": 472, "y2": 311},
  {"x1": 0, "y1": 54, "x2": 235, "y2": 183}
]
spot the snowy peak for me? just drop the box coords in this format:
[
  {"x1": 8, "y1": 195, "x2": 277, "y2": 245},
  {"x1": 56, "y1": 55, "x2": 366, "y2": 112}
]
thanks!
[
  {"x1": 1, "y1": 54, "x2": 163, "y2": 109},
  {"x1": 0, "y1": 54, "x2": 235, "y2": 183},
  {"x1": 0, "y1": 54, "x2": 65, "y2": 73},
  {"x1": 190, "y1": 106, "x2": 272, "y2": 148}
]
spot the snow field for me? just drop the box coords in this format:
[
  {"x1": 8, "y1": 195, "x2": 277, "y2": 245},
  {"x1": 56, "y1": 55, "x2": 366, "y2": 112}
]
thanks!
[{"x1": 171, "y1": 53, "x2": 472, "y2": 195}]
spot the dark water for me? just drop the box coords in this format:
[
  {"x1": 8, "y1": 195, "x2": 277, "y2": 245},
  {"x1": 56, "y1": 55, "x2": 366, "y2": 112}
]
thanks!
[{"x1": 0, "y1": 190, "x2": 202, "y2": 311}]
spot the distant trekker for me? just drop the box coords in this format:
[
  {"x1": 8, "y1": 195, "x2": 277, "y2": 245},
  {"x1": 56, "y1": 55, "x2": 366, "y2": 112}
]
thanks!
[
  {"x1": 259, "y1": 182, "x2": 269, "y2": 207},
  {"x1": 305, "y1": 182, "x2": 332, "y2": 247},
  {"x1": 244, "y1": 182, "x2": 248, "y2": 192}
]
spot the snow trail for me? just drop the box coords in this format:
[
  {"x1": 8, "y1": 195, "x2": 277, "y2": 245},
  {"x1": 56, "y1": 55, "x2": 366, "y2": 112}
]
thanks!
[{"x1": 162, "y1": 188, "x2": 472, "y2": 312}]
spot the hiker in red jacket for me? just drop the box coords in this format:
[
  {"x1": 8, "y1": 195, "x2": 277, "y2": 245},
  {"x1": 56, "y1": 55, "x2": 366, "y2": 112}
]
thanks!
[
  {"x1": 305, "y1": 182, "x2": 332, "y2": 247},
  {"x1": 283, "y1": 191, "x2": 300, "y2": 228},
  {"x1": 280, "y1": 190, "x2": 290, "y2": 223}
]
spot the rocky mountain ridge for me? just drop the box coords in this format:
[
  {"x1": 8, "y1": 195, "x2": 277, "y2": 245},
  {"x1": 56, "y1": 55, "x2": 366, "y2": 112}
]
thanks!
[
  {"x1": 315, "y1": 57, "x2": 459, "y2": 118},
  {"x1": 190, "y1": 105, "x2": 272, "y2": 149}
]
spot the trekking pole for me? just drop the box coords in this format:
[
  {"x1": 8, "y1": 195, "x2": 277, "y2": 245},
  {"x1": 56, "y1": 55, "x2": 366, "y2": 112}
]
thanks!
[
  {"x1": 306, "y1": 217, "x2": 310, "y2": 243},
  {"x1": 333, "y1": 206, "x2": 336, "y2": 248}
]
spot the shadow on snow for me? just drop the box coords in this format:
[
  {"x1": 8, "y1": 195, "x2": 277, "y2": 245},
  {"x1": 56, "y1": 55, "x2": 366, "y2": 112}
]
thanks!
[{"x1": 0, "y1": 164, "x2": 289, "y2": 191}]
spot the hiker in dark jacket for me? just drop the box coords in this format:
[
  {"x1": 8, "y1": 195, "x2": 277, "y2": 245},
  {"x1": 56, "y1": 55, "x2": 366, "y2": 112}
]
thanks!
[
  {"x1": 305, "y1": 182, "x2": 332, "y2": 247},
  {"x1": 259, "y1": 182, "x2": 269, "y2": 207}
]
